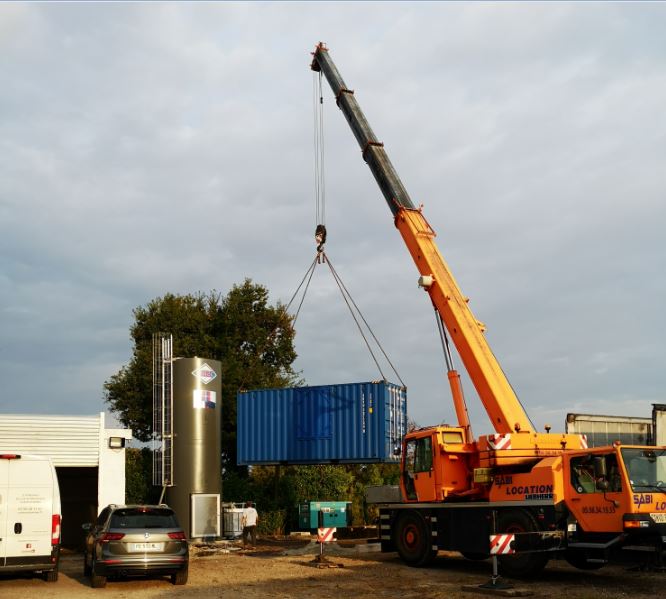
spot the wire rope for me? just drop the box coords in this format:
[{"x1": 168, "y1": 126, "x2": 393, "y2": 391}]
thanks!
[
  {"x1": 325, "y1": 254, "x2": 406, "y2": 387},
  {"x1": 236, "y1": 256, "x2": 318, "y2": 392},
  {"x1": 313, "y1": 72, "x2": 326, "y2": 228}
]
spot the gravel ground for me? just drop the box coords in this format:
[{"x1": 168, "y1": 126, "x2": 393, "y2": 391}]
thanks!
[{"x1": 0, "y1": 539, "x2": 663, "y2": 598}]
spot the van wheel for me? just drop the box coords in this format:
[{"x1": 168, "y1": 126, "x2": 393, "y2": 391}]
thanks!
[
  {"x1": 43, "y1": 567, "x2": 58, "y2": 582},
  {"x1": 90, "y1": 557, "x2": 107, "y2": 589},
  {"x1": 171, "y1": 566, "x2": 188, "y2": 585}
]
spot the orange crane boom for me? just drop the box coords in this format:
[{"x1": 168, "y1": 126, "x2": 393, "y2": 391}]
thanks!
[{"x1": 311, "y1": 42, "x2": 531, "y2": 435}]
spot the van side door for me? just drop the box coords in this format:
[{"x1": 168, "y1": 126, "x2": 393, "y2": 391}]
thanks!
[
  {"x1": 0, "y1": 459, "x2": 9, "y2": 566},
  {"x1": 6, "y1": 458, "x2": 53, "y2": 562}
]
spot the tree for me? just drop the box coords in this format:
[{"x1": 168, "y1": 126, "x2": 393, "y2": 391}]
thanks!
[
  {"x1": 125, "y1": 447, "x2": 160, "y2": 505},
  {"x1": 216, "y1": 281, "x2": 301, "y2": 466},
  {"x1": 105, "y1": 280, "x2": 299, "y2": 469}
]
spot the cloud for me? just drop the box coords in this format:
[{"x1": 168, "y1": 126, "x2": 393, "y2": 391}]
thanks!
[{"x1": 0, "y1": 2, "x2": 664, "y2": 440}]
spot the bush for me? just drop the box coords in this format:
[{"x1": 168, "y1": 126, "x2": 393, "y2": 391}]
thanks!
[
  {"x1": 257, "y1": 509, "x2": 287, "y2": 536},
  {"x1": 125, "y1": 447, "x2": 160, "y2": 505}
]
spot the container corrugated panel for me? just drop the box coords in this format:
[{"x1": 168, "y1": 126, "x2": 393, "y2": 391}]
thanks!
[
  {"x1": 565, "y1": 413, "x2": 652, "y2": 447},
  {"x1": 237, "y1": 381, "x2": 407, "y2": 465},
  {"x1": 653, "y1": 404, "x2": 666, "y2": 446}
]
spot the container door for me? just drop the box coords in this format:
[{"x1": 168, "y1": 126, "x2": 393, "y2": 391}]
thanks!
[
  {"x1": 0, "y1": 460, "x2": 9, "y2": 566},
  {"x1": 6, "y1": 459, "x2": 53, "y2": 561}
]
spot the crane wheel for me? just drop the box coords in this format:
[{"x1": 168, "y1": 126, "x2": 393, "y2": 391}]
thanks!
[
  {"x1": 394, "y1": 511, "x2": 437, "y2": 567},
  {"x1": 565, "y1": 550, "x2": 605, "y2": 571},
  {"x1": 497, "y1": 509, "x2": 549, "y2": 578},
  {"x1": 461, "y1": 552, "x2": 489, "y2": 561}
]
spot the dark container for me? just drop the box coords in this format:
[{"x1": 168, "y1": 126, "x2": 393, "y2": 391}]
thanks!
[{"x1": 237, "y1": 381, "x2": 406, "y2": 465}]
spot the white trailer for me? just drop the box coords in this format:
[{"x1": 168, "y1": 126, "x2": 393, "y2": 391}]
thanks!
[
  {"x1": 654, "y1": 404, "x2": 666, "y2": 446},
  {"x1": 565, "y1": 412, "x2": 652, "y2": 446}
]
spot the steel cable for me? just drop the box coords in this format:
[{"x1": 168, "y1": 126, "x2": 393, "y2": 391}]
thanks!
[{"x1": 324, "y1": 253, "x2": 406, "y2": 387}]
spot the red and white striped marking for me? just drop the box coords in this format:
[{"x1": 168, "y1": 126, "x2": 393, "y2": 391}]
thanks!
[
  {"x1": 579, "y1": 435, "x2": 588, "y2": 449},
  {"x1": 489, "y1": 534, "x2": 515, "y2": 555},
  {"x1": 317, "y1": 527, "x2": 336, "y2": 543},
  {"x1": 487, "y1": 434, "x2": 512, "y2": 450}
]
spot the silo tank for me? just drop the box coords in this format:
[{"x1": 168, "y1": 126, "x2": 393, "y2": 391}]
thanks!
[{"x1": 166, "y1": 357, "x2": 221, "y2": 540}]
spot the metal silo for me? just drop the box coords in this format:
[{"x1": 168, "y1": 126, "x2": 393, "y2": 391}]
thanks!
[{"x1": 166, "y1": 357, "x2": 222, "y2": 541}]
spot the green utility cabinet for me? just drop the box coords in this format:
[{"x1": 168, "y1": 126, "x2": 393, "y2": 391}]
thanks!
[{"x1": 298, "y1": 501, "x2": 352, "y2": 530}]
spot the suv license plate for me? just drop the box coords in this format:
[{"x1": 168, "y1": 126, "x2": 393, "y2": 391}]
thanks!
[
  {"x1": 131, "y1": 542, "x2": 164, "y2": 552},
  {"x1": 650, "y1": 513, "x2": 666, "y2": 524}
]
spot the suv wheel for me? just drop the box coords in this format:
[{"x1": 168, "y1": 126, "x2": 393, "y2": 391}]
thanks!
[
  {"x1": 83, "y1": 551, "x2": 91, "y2": 576},
  {"x1": 171, "y1": 566, "x2": 188, "y2": 585},
  {"x1": 90, "y1": 556, "x2": 107, "y2": 589}
]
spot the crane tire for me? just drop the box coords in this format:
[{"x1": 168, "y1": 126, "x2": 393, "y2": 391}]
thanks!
[
  {"x1": 565, "y1": 550, "x2": 605, "y2": 571},
  {"x1": 497, "y1": 508, "x2": 549, "y2": 578},
  {"x1": 461, "y1": 552, "x2": 489, "y2": 561},
  {"x1": 394, "y1": 511, "x2": 437, "y2": 567}
]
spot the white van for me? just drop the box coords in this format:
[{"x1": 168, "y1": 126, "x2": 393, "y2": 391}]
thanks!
[{"x1": 0, "y1": 454, "x2": 61, "y2": 581}]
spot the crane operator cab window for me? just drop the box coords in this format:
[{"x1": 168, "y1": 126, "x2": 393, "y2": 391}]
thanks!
[
  {"x1": 414, "y1": 437, "x2": 433, "y2": 472},
  {"x1": 621, "y1": 447, "x2": 666, "y2": 492},
  {"x1": 570, "y1": 454, "x2": 622, "y2": 494},
  {"x1": 403, "y1": 436, "x2": 433, "y2": 500}
]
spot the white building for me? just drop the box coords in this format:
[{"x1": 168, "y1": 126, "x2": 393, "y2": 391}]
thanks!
[{"x1": 0, "y1": 412, "x2": 132, "y2": 548}]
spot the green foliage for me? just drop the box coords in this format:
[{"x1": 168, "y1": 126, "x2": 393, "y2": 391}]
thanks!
[
  {"x1": 287, "y1": 465, "x2": 355, "y2": 503},
  {"x1": 257, "y1": 510, "x2": 287, "y2": 536},
  {"x1": 223, "y1": 463, "x2": 400, "y2": 531},
  {"x1": 347, "y1": 463, "x2": 400, "y2": 524},
  {"x1": 105, "y1": 280, "x2": 299, "y2": 469},
  {"x1": 125, "y1": 448, "x2": 160, "y2": 505},
  {"x1": 221, "y1": 469, "x2": 254, "y2": 503}
]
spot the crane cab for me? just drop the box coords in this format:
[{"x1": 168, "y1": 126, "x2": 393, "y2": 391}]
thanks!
[
  {"x1": 563, "y1": 445, "x2": 666, "y2": 535},
  {"x1": 400, "y1": 426, "x2": 478, "y2": 502}
]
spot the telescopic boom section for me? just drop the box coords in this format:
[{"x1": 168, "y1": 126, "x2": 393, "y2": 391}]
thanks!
[
  {"x1": 310, "y1": 43, "x2": 415, "y2": 216},
  {"x1": 310, "y1": 43, "x2": 533, "y2": 435}
]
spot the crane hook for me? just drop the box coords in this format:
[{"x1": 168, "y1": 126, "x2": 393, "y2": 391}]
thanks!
[{"x1": 315, "y1": 224, "x2": 327, "y2": 263}]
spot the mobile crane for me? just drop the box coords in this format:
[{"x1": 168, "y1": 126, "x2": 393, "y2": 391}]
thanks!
[{"x1": 310, "y1": 43, "x2": 666, "y2": 576}]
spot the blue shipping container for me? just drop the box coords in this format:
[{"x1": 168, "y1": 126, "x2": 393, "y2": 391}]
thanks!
[{"x1": 237, "y1": 381, "x2": 407, "y2": 465}]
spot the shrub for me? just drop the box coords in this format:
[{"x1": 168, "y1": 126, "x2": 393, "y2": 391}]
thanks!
[{"x1": 257, "y1": 509, "x2": 287, "y2": 536}]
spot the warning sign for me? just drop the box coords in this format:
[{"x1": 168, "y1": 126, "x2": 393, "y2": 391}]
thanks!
[{"x1": 317, "y1": 527, "x2": 336, "y2": 543}]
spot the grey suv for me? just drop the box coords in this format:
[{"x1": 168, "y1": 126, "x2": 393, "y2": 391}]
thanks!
[{"x1": 82, "y1": 504, "x2": 188, "y2": 588}]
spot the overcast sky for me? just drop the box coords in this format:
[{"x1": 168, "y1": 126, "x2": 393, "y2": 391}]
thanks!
[{"x1": 2, "y1": 2, "x2": 665, "y2": 440}]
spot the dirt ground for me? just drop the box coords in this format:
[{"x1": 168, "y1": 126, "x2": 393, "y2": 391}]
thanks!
[{"x1": 0, "y1": 538, "x2": 663, "y2": 599}]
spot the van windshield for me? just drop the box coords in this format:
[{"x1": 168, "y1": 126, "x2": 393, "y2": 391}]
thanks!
[
  {"x1": 620, "y1": 448, "x2": 666, "y2": 493},
  {"x1": 110, "y1": 508, "x2": 179, "y2": 529}
]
